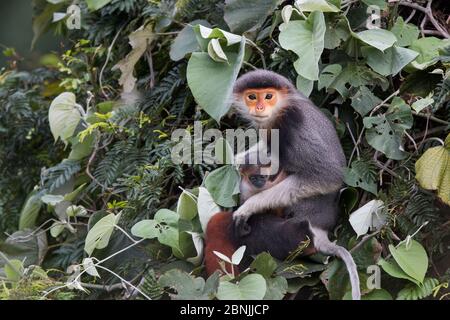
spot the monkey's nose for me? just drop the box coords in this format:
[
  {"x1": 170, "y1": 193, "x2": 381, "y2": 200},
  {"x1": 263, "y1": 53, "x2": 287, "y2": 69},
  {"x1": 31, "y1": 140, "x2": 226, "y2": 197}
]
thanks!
[{"x1": 256, "y1": 104, "x2": 265, "y2": 112}]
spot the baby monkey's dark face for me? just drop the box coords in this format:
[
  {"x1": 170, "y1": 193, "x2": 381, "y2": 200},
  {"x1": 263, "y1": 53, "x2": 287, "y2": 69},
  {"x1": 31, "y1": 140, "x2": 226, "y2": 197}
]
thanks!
[{"x1": 239, "y1": 164, "x2": 286, "y2": 204}]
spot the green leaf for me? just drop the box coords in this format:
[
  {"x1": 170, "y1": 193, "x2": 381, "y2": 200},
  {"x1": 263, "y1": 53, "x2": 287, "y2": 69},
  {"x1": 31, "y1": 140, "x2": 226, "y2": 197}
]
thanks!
[
  {"x1": 324, "y1": 16, "x2": 350, "y2": 49},
  {"x1": 0, "y1": 229, "x2": 48, "y2": 266},
  {"x1": 264, "y1": 276, "x2": 288, "y2": 300},
  {"x1": 344, "y1": 159, "x2": 378, "y2": 194},
  {"x1": 224, "y1": 0, "x2": 279, "y2": 34},
  {"x1": 396, "y1": 278, "x2": 439, "y2": 300},
  {"x1": 409, "y1": 37, "x2": 450, "y2": 70},
  {"x1": 328, "y1": 64, "x2": 388, "y2": 98},
  {"x1": 68, "y1": 134, "x2": 94, "y2": 160},
  {"x1": 84, "y1": 213, "x2": 119, "y2": 255},
  {"x1": 158, "y1": 269, "x2": 219, "y2": 300},
  {"x1": 361, "y1": 0, "x2": 387, "y2": 10},
  {"x1": 207, "y1": 39, "x2": 229, "y2": 62},
  {"x1": 296, "y1": 75, "x2": 314, "y2": 97},
  {"x1": 350, "y1": 86, "x2": 382, "y2": 116},
  {"x1": 295, "y1": 0, "x2": 340, "y2": 12},
  {"x1": 390, "y1": 17, "x2": 419, "y2": 47},
  {"x1": 170, "y1": 20, "x2": 210, "y2": 61},
  {"x1": 177, "y1": 190, "x2": 198, "y2": 220},
  {"x1": 362, "y1": 46, "x2": 419, "y2": 76},
  {"x1": 187, "y1": 38, "x2": 245, "y2": 122},
  {"x1": 389, "y1": 240, "x2": 428, "y2": 284},
  {"x1": 204, "y1": 165, "x2": 240, "y2": 207},
  {"x1": 349, "y1": 200, "x2": 385, "y2": 237},
  {"x1": 250, "y1": 252, "x2": 278, "y2": 278},
  {"x1": 131, "y1": 220, "x2": 160, "y2": 239},
  {"x1": 193, "y1": 25, "x2": 242, "y2": 46},
  {"x1": 415, "y1": 134, "x2": 450, "y2": 205},
  {"x1": 363, "y1": 97, "x2": 413, "y2": 160},
  {"x1": 85, "y1": 0, "x2": 112, "y2": 11},
  {"x1": 355, "y1": 29, "x2": 397, "y2": 51},
  {"x1": 411, "y1": 96, "x2": 434, "y2": 113},
  {"x1": 4, "y1": 259, "x2": 24, "y2": 282},
  {"x1": 279, "y1": 11, "x2": 326, "y2": 81},
  {"x1": 318, "y1": 64, "x2": 342, "y2": 90},
  {"x1": 217, "y1": 274, "x2": 267, "y2": 300},
  {"x1": 197, "y1": 187, "x2": 221, "y2": 232},
  {"x1": 18, "y1": 191, "x2": 42, "y2": 230},
  {"x1": 31, "y1": 2, "x2": 64, "y2": 50},
  {"x1": 41, "y1": 194, "x2": 65, "y2": 206},
  {"x1": 50, "y1": 222, "x2": 65, "y2": 238},
  {"x1": 48, "y1": 92, "x2": 83, "y2": 144}
]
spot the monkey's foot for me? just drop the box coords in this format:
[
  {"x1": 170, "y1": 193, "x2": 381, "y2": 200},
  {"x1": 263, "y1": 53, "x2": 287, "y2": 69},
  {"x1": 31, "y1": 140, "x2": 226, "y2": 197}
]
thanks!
[{"x1": 232, "y1": 210, "x2": 252, "y2": 237}]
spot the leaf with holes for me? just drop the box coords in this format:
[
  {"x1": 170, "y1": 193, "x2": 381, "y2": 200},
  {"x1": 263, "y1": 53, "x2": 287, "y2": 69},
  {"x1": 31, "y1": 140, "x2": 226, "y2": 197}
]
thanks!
[
  {"x1": 363, "y1": 97, "x2": 413, "y2": 160},
  {"x1": 390, "y1": 17, "x2": 419, "y2": 47},
  {"x1": 350, "y1": 86, "x2": 382, "y2": 116},
  {"x1": 344, "y1": 159, "x2": 378, "y2": 194}
]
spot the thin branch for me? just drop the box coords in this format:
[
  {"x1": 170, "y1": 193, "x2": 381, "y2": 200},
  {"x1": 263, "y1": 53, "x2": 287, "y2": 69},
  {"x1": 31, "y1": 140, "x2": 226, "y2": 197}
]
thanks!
[
  {"x1": 99, "y1": 24, "x2": 125, "y2": 99},
  {"x1": 399, "y1": 0, "x2": 450, "y2": 38}
]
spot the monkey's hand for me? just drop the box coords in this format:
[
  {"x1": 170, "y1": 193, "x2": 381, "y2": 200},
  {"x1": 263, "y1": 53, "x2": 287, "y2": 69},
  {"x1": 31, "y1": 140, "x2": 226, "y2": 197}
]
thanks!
[{"x1": 232, "y1": 204, "x2": 254, "y2": 237}]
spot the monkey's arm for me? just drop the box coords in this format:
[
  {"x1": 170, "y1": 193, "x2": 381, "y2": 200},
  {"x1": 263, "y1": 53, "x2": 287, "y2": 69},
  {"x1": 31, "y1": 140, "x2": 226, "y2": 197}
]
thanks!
[{"x1": 233, "y1": 174, "x2": 341, "y2": 225}]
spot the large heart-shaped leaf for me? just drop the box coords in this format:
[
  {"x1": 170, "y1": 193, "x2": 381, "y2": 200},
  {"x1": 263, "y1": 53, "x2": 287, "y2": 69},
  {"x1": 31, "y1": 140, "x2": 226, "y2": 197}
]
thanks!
[
  {"x1": 350, "y1": 86, "x2": 382, "y2": 116},
  {"x1": 389, "y1": 240, "x2": 428, "y2": 284},
  {"x1": 296, "y1": 0, "x2": 340, "y2": 12},
  {"x1": 354, "y1": 29, "x2": 397, "y2": 52},
  {"x1": 48, "y1": 92, "x2": 82, "y2": 144},
  {"x1": 204, "y1": 165, "x2": 240, "y2": 208},
  {"x1": 279, "y1": 11, "x2": 326, "y2": 81},
  {"x1": 390, "y1": 17, "x2": 419, "y2": 47},
  {"x1": 224, "y1": 0, "x2": 279, "y2": 34},
  {"x1": 177, "y1": 190, "x2": 198, "y2": 220},
  {"x1": 363, "y1": 97, "x2": 413, "y2": 160},
  {"x1": 216, "y1": 274, "x2": 267, "y2": 300},
  {"x1": 415, "y1": 134, "x2": 450, "y2": 205},
  {"x1": 187, "y1": 38, "x2": 245, "y2": 122},
  {"x1": 197, "y1": 187, "x2": 221, "y2": 232},
  {"x1": 170, "y1": 20, "x2": 211, "y2": 61},
  {"x1": 84, "y1": 213, "x2": 119, "y2": 255},
  {"x1": 18, "y1": 191, "x2": 42, "y2": 230},
  {"x1": 409, "y1": 37, "x2": 450, "y2": 70},
  {"x1": 362, "y1": 46, "x2": 418, "y2": 76}
]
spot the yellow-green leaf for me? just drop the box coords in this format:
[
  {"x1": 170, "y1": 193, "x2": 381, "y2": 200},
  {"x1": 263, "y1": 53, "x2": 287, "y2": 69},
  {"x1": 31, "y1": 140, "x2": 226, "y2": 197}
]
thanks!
[{"x1": 415, "y1": 134, "x2": 450, "y2": 205}]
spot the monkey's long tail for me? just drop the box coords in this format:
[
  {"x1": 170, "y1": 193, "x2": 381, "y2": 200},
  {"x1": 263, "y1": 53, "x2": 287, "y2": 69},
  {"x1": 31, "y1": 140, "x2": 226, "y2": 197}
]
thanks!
[{"x1": 312, "y1": 229, "x2": 361, "y2": 300}]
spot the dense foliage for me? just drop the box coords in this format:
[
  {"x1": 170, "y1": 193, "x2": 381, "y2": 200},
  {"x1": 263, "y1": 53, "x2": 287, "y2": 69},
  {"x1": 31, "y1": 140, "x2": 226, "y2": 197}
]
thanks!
[{"x1": 0, "y1": 0, "x2": 449, "y2": 300}]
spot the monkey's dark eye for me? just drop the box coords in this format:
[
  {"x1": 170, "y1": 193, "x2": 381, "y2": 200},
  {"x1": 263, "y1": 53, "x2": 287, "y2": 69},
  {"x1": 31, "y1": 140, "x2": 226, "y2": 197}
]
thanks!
[
  {"x1": 265, "y1": 93, "x2": 273, "y2": 99},
  {"x1": 248, "y1": 94, "x2": 257, "y2": 100}
]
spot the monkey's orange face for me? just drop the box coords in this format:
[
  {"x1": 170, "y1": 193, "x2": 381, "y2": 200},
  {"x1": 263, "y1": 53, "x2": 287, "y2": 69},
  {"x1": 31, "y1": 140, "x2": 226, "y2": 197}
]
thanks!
[{"x1": 243, "y1": 88, "x2": 280, "y2": 120}]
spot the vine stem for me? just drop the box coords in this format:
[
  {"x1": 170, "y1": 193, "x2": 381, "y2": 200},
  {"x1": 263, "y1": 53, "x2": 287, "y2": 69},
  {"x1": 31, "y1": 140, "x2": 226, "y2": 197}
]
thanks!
[{"x1": 99, "y1": 24, "x2": 125, "y2": 99}]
